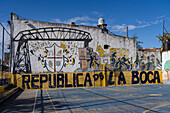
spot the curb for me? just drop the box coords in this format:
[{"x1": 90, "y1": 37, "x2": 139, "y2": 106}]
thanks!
[
  {"x1": 163, "y1": 80, "x2": 170, "y2": 84},
  {"x1": 0, "y1": 87, "x2": 20, "y2": 104}
]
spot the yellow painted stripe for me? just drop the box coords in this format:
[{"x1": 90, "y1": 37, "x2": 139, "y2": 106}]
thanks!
[
  {"x1": 143, "y1": 104, "x2": 170, "y2": 113},
  {"x1": 46, "y1": 90, "x2": 57, "y2": 113},
  {"x1": 1, "y1": 68, "x2": 9, "y2": 74}
]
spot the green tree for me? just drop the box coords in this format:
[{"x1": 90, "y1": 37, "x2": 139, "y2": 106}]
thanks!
[
  {"x1": 156, "y1": 33, "x2": 170, "y2": 50},
  {"x1": 132, "y1": 35, "x2": 143, "y2": 49}
]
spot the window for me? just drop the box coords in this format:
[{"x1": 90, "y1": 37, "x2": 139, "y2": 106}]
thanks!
[
  {"x1": 81, "y1": 51, "x2": 85, "y2": 56},
  {"x1": 104, "y1": 45, "x2": 110, "y2": 49}
]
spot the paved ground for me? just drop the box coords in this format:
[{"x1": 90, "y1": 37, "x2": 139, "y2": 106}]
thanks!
[{"x1": 1, "y1": 84, "x2": 170, "y2": 113}]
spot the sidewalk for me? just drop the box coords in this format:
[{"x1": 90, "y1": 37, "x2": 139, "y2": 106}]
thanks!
[{"x1": 0, "y1": 85, "x2": 20, "y2": 103}]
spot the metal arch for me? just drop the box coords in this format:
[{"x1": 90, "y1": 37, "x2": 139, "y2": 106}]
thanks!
[
  {"x1": 13, "y1": 27, "x2": 93, "y2": 74},
  {"x1": 14, "y1": 27, "x2": 93, "y2": 42}
]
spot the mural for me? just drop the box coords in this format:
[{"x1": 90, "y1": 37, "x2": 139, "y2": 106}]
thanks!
[
  {"x1": 29, "y1": 41, "x2": 82, "y2": 72},
  {"x1": 29, "y1": 40, "x2": 162, "y2": 73},
  {"x1": 163, "y1": 60, "x2": 170, "y2": 77},
  {"x1": 17, "y1": 70, "x2": 162, "y2": 90},
  {"x1": 162, "y1": 51, "x2": 170, "y2": 80}
]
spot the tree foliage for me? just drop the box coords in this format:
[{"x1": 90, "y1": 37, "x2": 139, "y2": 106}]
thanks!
[
  {"x1": 156, "y1": 33, "x2": 170, "y2": 50},
  {"x1": 132, "y1": 35, "x2": 143, "y2": 49}
]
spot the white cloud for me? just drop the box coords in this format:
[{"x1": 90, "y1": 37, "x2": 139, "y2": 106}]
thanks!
[
  {"x1": 151, "y1": 20, "x2": 163, "y2": 24},
  {"x1": 112, "y1": 19, "x2": 163, "y2": 33},
  {"x1": 53, "y1": 16, "x2": 97, "y2": 26},
  {"x1": 136, "y1": 20, "x2": 148, "y2": 24},
  {"x1": 111, "y1": 24, "x2": 127, "y2": 32},
  {"x1": 91, "y1": 11, "x2": 103, "y2": 17},
  {"x1": 65, "y1": 16, "x2": 95, "y2": 24},
  {"x1": 157, "y1": 15, "x2": 165, "y2": 19},
  {"x1": 53, "y1": 18, "x2": 62, "y2": 23},
  {"x1": 79, "y1": 22, "x2": 91, "y2": 26},
  {"x1": 53, "y1": 16, "x2": 96, "y2": 24},
  {"x1": 128, "y1": 25, "x2": 136, "y2": 30}
]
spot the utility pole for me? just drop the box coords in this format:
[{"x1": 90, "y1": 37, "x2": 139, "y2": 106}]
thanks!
[
  {"x1": 2, "y1": 28, "x2": 4, "y2": 73},
  {"x1": 163, "y1": 20, "x2": 165, "y2": 38}
]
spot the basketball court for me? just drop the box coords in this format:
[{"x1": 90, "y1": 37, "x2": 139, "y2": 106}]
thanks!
[{"x1": 1, "y1": 84, "x2": 170, "y2": 113}]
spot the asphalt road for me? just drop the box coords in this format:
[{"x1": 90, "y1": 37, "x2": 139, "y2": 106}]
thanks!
[{"x1": 1, "y1": 84, "x2": 170, "y2": 113}]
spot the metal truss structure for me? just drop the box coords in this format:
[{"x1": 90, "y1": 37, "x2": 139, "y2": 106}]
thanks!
[{"x1": 13, "y1": 27, "x2": 93, "y2": 73}]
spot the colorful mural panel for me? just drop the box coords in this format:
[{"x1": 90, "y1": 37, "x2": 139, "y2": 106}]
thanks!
[
  {"x1": 29, "y1": 41, "x2": 81, "y2": 73},
  {"x1": 162, "y1": 51, "x2": 170, "y2": 80},
  {"x1": 29, "y1": 40, "x2": 162, "y2": 73}
]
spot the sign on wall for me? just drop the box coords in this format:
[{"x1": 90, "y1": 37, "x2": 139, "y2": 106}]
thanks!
[{"x1": 16, "y1": 70, "x2": 162, "y2": 90}]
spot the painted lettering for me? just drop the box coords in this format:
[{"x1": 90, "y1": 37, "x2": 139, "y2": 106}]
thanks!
[
  {"x1": 31, "y1": 75, "x2": 39, "y2": 89},
  {"x1": 22, "y1": 75, "x2": 30, "y2": 89},
  {"x1": 49, "y1": 74, "x2": 56, "y2": 88},
  {"x1": 154, "y1": 71, "x2": 160, "y2": 83},
  {"x1": 19, "y1": 70, "x2": 162, "y2": 90},
  {"x1": 73, "y1": 73, "x2": 76, "y2": 87},
  {"x1": 118, "y1": 71, "x2": 126, "y2": 85},
  {"x1": 84, "y1": 73, "x2": 92, "y2": 86},
  {"x1": 76, "y1": 73, "x2": 83, "y2": 87},
  {"x1": 65, "y1": 74, "x2": 72, "y2": 87},
  {"x1": 147, "y1": 71, "x2": 154, "y2": 83},
  {"x1": 140, "y1": 71, "x2": 147, "y2": 84},
  {"x1": 132, "y1": 71, "x2": 139, "y2": 84},
  {"x1": 57, "y1": 74, "x2": 64, "y2": 88},
  {"x1": 40, "y1": 74, "x2": 48, "y2": 88},
  {"x1": 108, "y1": 71, "x2": 115, "y2": 85},
  {"x1": 93, "y1": 74, "x2": 99, "y2": 81}
]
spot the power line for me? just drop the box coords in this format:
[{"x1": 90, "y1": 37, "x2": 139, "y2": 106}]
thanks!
[{"x1": 0, "y1": 23, "x2": 10, "y2": 35}]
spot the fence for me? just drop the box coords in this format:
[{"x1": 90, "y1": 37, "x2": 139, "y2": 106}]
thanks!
[{"x1": 0, "y1": 23, "x2": 11, "y2": 93}]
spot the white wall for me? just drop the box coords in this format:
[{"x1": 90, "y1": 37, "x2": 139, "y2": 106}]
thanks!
[{"x1": 11, "y1": 13, "x2": 137, "y2": 73}]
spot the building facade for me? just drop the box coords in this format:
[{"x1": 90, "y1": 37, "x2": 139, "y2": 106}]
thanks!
[{"x1": 10, "y1": 13, "x2": 161, "y2": 74}]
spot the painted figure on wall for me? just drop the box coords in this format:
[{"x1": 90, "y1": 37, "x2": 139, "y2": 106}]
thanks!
[
  {"x1": 29, "y1": 40, "x2": 162, "y2": 73},
  {"x1": 163, "y1": 60, "x2": 170, "y2": 80}
]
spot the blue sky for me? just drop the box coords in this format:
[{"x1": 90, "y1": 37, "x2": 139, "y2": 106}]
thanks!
[{"x1": 0, "y1": 0, "x2": 170, "y2": 49}]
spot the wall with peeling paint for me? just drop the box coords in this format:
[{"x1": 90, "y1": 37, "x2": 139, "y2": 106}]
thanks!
[
  {"x1": 137, "y1": 49, "x2": 162, "y2": 71},
  {"x1": 11, "y1": 13, "x2": 162, "y2": 73}
]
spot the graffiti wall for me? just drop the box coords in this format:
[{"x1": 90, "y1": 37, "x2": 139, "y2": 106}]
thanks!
[
  {"x1": 28, "y1": 40, "x2": 162, "y2": 73},
  {"x1": 162, "y1": 50, "x2": 170, "y2": 80},
  {"x1": 11, "y1": 13, "x2": 162, "y2": 73},
  {"x1": 29, "y1": 41, "x2": 84, "y2": 73},
  {"x1": 137, "y1": 49, "x2": 162, "y2": 71},
  {"x1": 16, "y1": 70, "x2": 162, "y2": 90}
]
